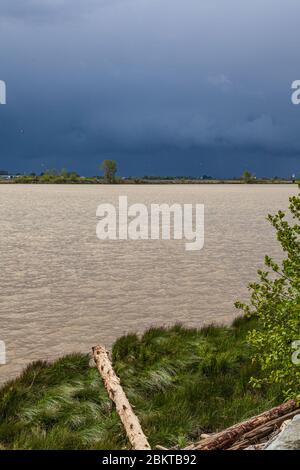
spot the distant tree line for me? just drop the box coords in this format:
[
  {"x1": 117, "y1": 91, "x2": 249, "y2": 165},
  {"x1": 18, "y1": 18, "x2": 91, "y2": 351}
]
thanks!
[
  {"x1": 15, "y1": 169, "x2": 97, "y2": 184},
  {"x1": 7, "y1": 161, "x2": 299, "y2": 184}
]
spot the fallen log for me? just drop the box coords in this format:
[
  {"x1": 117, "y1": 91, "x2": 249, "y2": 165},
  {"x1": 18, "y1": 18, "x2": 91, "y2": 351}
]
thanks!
[
  {"x1": 92, "y1": 345, "x2": 151, "y2": 450},
  {"x1": 227, "y1": 409, "x2": 300, "y2": 450},
  {"x1": 185, "y1": 400, "x2": 298, "y2": 450}
]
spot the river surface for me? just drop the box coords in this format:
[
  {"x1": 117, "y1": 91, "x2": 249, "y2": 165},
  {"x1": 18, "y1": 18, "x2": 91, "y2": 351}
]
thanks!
[{"x1": 0, "y1": 184, "x2": 298, "y2": 384}]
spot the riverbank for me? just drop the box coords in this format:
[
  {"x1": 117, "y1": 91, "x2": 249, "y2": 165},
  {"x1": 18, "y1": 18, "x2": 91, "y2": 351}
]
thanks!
[
  {"x1": 0, "y1": 178, "x2": 297, "y2": 185},
  {"x1": 0, "y1": 316, "x2": 282, "y2": 450}
]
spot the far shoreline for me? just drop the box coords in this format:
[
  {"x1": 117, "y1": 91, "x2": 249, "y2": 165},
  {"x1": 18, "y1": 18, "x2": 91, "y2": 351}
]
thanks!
[{"x1": 0, "y1": 178, "x2": 298, "y2": 185}]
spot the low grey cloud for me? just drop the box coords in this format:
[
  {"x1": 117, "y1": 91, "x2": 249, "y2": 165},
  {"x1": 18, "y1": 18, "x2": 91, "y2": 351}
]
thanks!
[
  {"x1": 207, "y1": 74, "x2": 233, "y2": 92},
  {"x1": 0, "y1": 0, "x2": 124, "y2": 21}
]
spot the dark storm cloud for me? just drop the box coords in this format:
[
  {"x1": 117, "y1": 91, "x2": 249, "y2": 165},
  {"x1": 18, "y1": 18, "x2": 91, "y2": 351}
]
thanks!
[
  {"x1": 0, "y1": 0, "x2": 122, "y2": 21},
  {"x1": 0, "y1": 0, "x2": 300, "y2": 176}
]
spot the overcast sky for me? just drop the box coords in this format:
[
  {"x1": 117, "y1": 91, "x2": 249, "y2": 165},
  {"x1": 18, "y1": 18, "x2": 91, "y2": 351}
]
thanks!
[{"x1": 0, "y1": 0, "x2": 300, "y2": 177}]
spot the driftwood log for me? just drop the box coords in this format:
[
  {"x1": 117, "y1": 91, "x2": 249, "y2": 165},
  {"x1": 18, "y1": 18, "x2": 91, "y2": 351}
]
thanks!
[
  {"x1": 185, "y1": 400, "x2": 299, "y2": 450},
  {"x1": 92, "y1": 345, "x2": 151, "y2": 450},
  {"x1": 227, "y1": 409, "x2": 300, "y2": 450}
]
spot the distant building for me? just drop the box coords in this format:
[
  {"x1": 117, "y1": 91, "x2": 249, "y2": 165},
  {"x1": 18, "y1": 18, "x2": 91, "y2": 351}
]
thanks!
[{"x1": 0, "y1": 171, "x2": 15, "y2": 180}]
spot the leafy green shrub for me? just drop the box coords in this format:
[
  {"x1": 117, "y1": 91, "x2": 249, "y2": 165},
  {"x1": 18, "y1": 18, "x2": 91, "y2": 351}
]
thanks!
[{"x1": 236, "y1": 194, "x2": 300, "y2": 400}]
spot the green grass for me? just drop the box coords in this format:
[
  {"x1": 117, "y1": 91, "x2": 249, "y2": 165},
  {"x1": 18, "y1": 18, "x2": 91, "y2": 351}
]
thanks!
[{"x1": 0, "y1": 316, "x2": 282, "y2": 450}]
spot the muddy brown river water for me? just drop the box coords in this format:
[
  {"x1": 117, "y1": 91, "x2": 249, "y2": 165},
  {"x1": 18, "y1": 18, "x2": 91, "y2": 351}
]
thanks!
[{"x1": 0, "y1": 184, "x2": 298, "y2": 384}]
